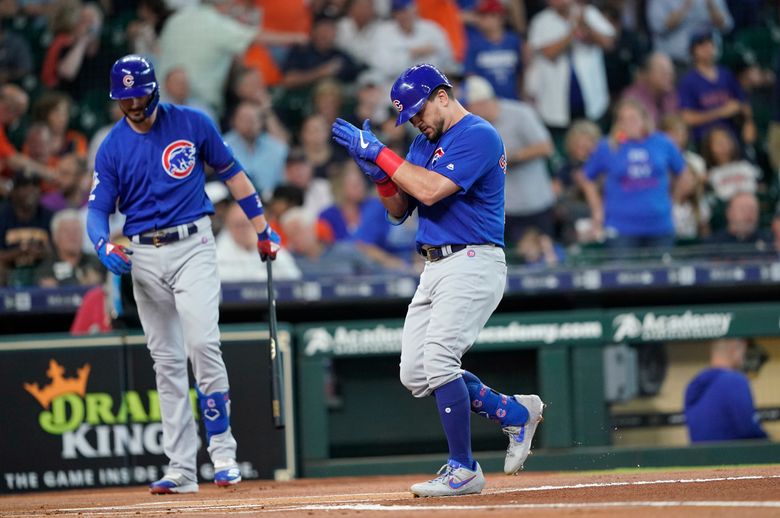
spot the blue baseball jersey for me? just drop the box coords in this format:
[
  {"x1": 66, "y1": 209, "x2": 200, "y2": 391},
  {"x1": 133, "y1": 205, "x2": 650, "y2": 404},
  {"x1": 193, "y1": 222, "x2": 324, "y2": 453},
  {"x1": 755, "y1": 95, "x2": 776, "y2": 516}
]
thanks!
[
  {"x1": 404, "y1": 114, "x2": 506, "y2": 248},
  {"x1": 583, "y1": 132, "x2": 685, "y2": 237},
  {"x1": 90, "y1": 103, "x2": 243, "y2": 236}
]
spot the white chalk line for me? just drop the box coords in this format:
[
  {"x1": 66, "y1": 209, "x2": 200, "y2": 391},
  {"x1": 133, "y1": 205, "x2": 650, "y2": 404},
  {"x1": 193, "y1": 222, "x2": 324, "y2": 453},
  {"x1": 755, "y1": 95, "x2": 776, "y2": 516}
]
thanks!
[{"x1": 40, "y1": 473, "x2": 780, "y2": 516}]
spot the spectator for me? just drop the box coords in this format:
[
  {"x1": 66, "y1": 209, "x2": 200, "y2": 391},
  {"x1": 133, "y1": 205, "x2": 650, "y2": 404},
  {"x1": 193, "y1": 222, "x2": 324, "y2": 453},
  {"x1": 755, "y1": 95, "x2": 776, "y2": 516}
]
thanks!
[
  {"x1": 0, "y1": 25, "x2": 34, "y2": 84},
  {"x1": 0, "y1": 170, "x2": 52, "y2": 287},
  {"x1": 35, "y1": 208, "x2": 103, "y2": 287},
  {"x1": 126, "y1": 0, "x2": 172, "y2": 59},
  {"x1": 768, "y1": 55, "x2": 780, "y2": 174},
  {"x1": 216, "y1": 202, "x2": 301, "y2": 282},
  {"x1": 311, "y1": 78, "x2": 345, "y2": 125},
  {"x1": 224, "y1": 67, "x2": 290, "y2": 143},
  {"x1": 300, "y1": 113, "x2": 346, "y2": 179},
  {"x1": 281, "y1": 12, "x2": 363, "y2": 92},
  {"x1": 40, "y1": 1, "x2": 107, "y2": 101},
  {"x1": 646, "y1": 0, "x2": 733, "y2": 66},
  {"x1": 525, "y1": 0, "x2": 615, "y2": 142},
  {"x1": 204, "y1": 181, "x2": 231, "y2": 239},
  {"x1": 159, "y1": 67, "x2": 217, "y2": 121},
  {"x1": 22, "y1": 123, "x2": 55, "y2": 170},
  {"x1": 86, "y1": 101, "x2": 122, "y2": 174},
  {"x1": 347, "y1": 70, "x2": 404, "y2": 146},
  {"x1": 369, "y1": 0, "x2": 456, "y2": 88},
  {"x1": 41, "y1": 153, "x2": 88, "y2": 212},
  {"x1": 157, "y1": 0, "x2": 304, "y2": 117},
  {"x1": 580, "y1": 99, "x2": 694, "y2": 253},
  {"x1": 354, "y1": 201, "x2": 420, "y2": 272},
  {"x1": 463, "y1": 0, "x2": 524, "y2": 100},
  {"x1": 416, "y1": 0, "x2": 467, "y2": 64},
  {"x1": 70, "y1": 281, "x2": 113, "y2": 335},
  {"x1": 661, "y1": 114, "x2": 710, "y2": 240},
  {"x1": 317, "y1": 160, "x2": 376, "y2": 243},
  {"x1": 601, "y1": 3, "x2": 650, "y2": 98},
  {"x1": 678, "y1": 29, "x2": 755, "y2": 146},
  {"x1": 223, "y1": 101, "x2": 289, "y2": 197},
  {"x1": 335, "y1": 0, "x2": 380, "y2": 67},
  {"x1": 283, "y1": 147, "x2": 333, "y2": 220},
  {"x1": 30, "y1": 91, "x2": 87, "y2": 161},
  {"x1": 621, "y1": 52, "x2": 678, "y2": 127},
  {"x1": 685, "y1": 337, "x2": 768, "y2": 442},
  {"x1": 707, "y1": 191, "x2": 772, "y2": 246},
  {"x1": 280, "y1": 206, "x2": 389, "y2": 277},
  {"x1": 266, "y1": 184, "x2": 305, "y2": 247},
  {"x1": 553, "y1": 119, "x2": 602, "y2": 244},
  {"x1": 0, "y1": 85, "x2": 53, "y2": 182},
  {"x1": 701, "y1": 126, "x2": 760, "y2": 204},
  {"x1": 517, "y1": 227, "x2": 565, "y2": 267},
  {"x1": 463, "y1": 75, "x2": 556, "y2": 246}
]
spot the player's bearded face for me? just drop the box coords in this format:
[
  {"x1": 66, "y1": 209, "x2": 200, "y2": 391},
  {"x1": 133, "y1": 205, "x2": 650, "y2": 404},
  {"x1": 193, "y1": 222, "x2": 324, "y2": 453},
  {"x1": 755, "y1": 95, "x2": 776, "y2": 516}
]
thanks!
[
  {"x1": 119, "y1": 95, "x2": 151, "y2": 123},
  {"x1": 411, "y1": 102, "x2": 445, "y2": 141}
]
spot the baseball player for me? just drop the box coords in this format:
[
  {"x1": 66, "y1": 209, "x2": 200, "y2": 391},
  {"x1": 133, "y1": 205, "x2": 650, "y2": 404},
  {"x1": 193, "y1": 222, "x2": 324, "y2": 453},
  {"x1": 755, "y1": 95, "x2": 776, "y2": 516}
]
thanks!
[
  {"x1": 332, "y1": 64, "x2": 545, "y2": 497},
  {"x1": 87, "y1": 55, "x2": 280, "y2": 494}
]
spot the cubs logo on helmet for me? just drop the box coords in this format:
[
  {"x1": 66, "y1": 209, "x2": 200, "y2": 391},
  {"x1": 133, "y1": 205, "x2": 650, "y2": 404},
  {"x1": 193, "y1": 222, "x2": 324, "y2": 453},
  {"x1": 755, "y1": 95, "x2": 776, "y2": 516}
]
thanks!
[
  {"x1": 161, "y1": 140, "x2": 197, "y2": 179},
  {"x1": 393, "y1": 100, "x2": 404, "y2": 112},
  {"x1": 432, "y1": 147, "x2": 445, "y2": 165},
  {"x1": 122, "y1": 74, "x2": 134, "y2": 87}
]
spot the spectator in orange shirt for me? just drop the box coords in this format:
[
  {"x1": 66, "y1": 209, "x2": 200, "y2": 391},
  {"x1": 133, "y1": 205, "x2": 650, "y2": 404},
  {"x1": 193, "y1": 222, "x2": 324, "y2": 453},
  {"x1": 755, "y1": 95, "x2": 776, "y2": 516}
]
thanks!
[
  {"x1": 417, "y1": 0, "x2": 467, "y2": 63},
  {"x1": 0, "y1": 85, "x2": 55, "y2": 183}
]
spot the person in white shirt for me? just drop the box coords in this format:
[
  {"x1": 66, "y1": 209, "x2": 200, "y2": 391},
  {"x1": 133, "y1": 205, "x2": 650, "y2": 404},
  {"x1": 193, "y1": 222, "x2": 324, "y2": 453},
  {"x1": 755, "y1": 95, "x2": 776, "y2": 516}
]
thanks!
[
  {"x1": 216, "y1": 202, "x2": 301, "y2": 282},
  {"x1": 335, "y1": 0, "x2": 380, "y2": 67},
  {"x1": 525, "y1": 0, "x2": 615, "y2": 133}
]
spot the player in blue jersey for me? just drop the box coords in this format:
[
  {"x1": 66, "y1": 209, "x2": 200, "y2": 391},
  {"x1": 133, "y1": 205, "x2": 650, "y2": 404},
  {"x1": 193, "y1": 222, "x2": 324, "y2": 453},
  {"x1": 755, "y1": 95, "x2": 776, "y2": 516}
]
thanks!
[
  {"x1": 87, "y1": 55, "x2": 280, "y2": 494},
  {"x1": 331, "y1": 63, "x2": 545, "y2": 497}
]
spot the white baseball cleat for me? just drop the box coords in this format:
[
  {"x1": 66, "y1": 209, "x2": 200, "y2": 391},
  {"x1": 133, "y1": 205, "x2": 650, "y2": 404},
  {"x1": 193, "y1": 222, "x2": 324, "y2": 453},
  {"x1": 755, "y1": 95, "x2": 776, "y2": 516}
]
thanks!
[
  {"x1": 502, "y1": 394, "x2": 545, "y2": 475},
  {"x1": 149, "y1": 472, "x2": 199, "y2": 494},
  {"x1": 213, "y1": 458, "x2": 242, "y2": 487},
  {"x1": 410, "y1": 460, "x2": 485, "y2": 497}
]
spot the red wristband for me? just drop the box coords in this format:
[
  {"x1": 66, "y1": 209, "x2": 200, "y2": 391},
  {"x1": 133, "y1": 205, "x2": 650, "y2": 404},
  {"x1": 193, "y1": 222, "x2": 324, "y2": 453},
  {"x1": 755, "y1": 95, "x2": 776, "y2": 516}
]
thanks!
[
  {"x1": 376, "y1": 179, "x2": 398, "y2": 197},
  {"x1": 376, "y1": 147, "x2": 404, "y2": 177}
]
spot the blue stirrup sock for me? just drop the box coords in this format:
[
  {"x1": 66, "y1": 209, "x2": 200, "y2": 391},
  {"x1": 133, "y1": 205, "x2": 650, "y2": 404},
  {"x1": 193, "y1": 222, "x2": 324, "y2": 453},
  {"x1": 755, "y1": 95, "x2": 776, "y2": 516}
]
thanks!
[
  {"x1": 462, "y1": 370, "x2": 529, "y2": 427},
  {"x1": 433, "y1": 377, "x2": 475, "y2": 470}
]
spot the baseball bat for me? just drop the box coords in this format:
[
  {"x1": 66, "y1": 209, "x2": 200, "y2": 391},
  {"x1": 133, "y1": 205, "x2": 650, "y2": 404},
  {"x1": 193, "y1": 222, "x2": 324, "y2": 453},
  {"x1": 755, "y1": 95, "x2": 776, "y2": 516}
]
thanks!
[{"x1": 266, "y1": 259, "x2": 285, "y2": 429}]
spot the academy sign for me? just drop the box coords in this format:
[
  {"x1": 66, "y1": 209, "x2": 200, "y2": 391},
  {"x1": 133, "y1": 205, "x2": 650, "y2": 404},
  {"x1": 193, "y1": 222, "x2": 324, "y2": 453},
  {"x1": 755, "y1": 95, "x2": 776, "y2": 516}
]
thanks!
[{"x1": 612, "y1": 310, "x2": 733, "y2": 342}]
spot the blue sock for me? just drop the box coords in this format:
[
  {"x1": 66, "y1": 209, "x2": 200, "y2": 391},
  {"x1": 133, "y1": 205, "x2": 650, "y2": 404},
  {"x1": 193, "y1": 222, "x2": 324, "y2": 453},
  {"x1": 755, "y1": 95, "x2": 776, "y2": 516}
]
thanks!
[
  {"x1": 462, "y1": 370, "x2": 529, "y2": 427},
  {"x1": 434, "y1": 377, "x2": 474, "y2": 469}
]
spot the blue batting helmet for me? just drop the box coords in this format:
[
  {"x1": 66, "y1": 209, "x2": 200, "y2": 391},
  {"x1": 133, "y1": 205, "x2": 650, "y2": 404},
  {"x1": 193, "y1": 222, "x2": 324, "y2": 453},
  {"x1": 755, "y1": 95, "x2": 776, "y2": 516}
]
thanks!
[
  {"x1": 109, "y1": 55, "x2": 159, "y2": 117},
  {"x1": 390, "y1": 63, "x2": 452, "y2": 126}
]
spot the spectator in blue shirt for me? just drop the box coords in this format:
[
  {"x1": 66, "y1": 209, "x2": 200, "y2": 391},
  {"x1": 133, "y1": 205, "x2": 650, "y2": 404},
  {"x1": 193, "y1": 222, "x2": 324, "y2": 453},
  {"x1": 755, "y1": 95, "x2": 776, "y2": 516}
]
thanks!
[
  {"x1": 580, "y1": 99, "x2": 695, "y2": 253},
  {"x1": 463, "y1": 0, "x2": 523, "y2": 100},
  {"x1": 685, "y1": 338, "x2": 768, "y2": 442},
  {"x1": 678, "y1": 30, "x2": 755, "y2": 146}
]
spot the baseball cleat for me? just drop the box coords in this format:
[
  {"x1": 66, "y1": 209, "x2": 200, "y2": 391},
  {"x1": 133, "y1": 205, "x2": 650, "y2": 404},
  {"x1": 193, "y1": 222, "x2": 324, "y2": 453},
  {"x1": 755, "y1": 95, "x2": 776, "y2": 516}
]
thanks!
[
  {"x1": 502, "y1": 394, "x2": 545, "y2": 475},
  {"x1": 149, "y1": 472, "x2": 199, "y2": 494},
  {"x1": 213, "y1": 459, "x2": 242, "y2": 486},
  {"x1": 410, "y1": 459, "x2": 485, "y2": 497}
]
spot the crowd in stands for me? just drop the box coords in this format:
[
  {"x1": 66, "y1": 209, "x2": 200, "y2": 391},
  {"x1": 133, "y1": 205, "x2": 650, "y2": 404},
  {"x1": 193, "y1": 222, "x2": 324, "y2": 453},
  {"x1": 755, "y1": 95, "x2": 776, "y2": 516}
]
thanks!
[{"x1": 1, "y1": 0, "x2": 780, "y2": 290}]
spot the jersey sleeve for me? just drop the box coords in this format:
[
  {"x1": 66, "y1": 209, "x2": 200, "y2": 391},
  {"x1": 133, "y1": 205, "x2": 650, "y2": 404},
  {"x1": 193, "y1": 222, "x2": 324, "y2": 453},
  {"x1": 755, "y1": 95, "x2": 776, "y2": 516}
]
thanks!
[
  {"x1": 194, "y1": 110, "x2": 245, "y2": 181},
  {"x1": 429, "y1": 124, "x2": 503, "y2": 192},
  {"x1": 582, "y1": 139, "x2": 609, "y2": 181},
  {"x1": 89, "y1": 143, "x2": 120, "y2": 213}
]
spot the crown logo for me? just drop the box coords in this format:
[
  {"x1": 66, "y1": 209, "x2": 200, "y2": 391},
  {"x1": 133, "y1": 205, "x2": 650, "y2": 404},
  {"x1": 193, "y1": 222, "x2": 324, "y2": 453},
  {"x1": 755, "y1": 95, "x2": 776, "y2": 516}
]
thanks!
[{"x1": 24, "y1": 359, "x2": 91, "y2": 409}]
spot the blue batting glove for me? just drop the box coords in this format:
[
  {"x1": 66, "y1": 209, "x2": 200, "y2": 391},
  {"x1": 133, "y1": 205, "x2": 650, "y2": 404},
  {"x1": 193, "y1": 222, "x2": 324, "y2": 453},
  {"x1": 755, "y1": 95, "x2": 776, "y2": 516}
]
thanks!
[
  {"x1": 350, "y1": 148, "x2": 389, "y2": 184},
  {"x1": 331, "y1": 118, "x2": 386, "y2": 162},
  {"x1": 96, "y1": 238, "x2": 133, "y2": 275},
  {"x1": 257, "y1": 224, "x2": 281, "y2": 262}
]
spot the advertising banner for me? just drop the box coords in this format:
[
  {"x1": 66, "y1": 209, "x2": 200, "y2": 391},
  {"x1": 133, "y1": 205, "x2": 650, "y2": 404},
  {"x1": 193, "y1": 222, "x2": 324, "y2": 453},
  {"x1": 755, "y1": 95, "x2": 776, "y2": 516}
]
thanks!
[{"x1": 0, "y1": 330, "x2": 286, "y2": 493}]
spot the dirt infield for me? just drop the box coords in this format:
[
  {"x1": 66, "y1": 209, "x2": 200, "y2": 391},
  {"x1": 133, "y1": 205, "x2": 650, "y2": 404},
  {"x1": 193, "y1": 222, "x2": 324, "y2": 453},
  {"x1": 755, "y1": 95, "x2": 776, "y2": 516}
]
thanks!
[{"x1": 1, "y1": 465, "x2": 779, "y2": 517}]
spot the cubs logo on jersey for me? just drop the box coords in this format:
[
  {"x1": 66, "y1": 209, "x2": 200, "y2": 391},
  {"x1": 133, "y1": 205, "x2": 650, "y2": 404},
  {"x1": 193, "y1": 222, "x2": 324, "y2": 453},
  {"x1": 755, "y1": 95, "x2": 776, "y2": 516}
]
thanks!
[
  {"x1": 431, "y1": 147, "x2": 445, "y2": 166},
  {"x1": 161, "y1": 140, "x2": 197, "y2": 179}
]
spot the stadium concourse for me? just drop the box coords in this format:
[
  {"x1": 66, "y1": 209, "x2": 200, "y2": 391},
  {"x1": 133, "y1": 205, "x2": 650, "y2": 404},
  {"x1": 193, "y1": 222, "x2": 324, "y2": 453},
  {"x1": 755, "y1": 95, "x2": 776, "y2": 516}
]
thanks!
[{"x1": 1, "y1": 465, "x2": 779, "y2": 517}]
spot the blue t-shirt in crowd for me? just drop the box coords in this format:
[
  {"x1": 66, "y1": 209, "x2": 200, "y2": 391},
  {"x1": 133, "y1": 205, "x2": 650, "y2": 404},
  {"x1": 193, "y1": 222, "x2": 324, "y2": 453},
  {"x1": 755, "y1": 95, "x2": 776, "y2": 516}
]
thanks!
[
  {"x1": 318, "y1": 197, "x2": 383, "y2": 242},
  {"x1": 583, "y1": 132, "x2": 685, "y2": 237},
  {"x1": 402, "y1": 114, "x2": 506, "y2": 248},
  {"x1": 677, "y1": 66, "x2": 746, "y2": 142},
  {"x1": 684, "y1": 367, "x2": 767, "y2": 442},
  {"x1": 355, "y1": 199, "x2": 417, "y2": 261},
  {"x1": 463, "y1": 27, "x2": 523, "y2": 100}
]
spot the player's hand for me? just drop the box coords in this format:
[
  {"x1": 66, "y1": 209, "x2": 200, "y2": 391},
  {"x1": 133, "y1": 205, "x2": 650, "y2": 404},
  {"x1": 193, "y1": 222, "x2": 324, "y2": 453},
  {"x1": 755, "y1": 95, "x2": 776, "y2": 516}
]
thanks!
[
  {"x1": 257, "y1": 224, "x2": 281, "y2": 262},
  {"x1": 96, "y1": 238, "x2": 133, "y2": 275},
  {"x1": 349, "y1": 121, "x2": 392, "y2": 184},
  {"x1": 332, "y1": 118, "x2": 385, "y2": 162}
]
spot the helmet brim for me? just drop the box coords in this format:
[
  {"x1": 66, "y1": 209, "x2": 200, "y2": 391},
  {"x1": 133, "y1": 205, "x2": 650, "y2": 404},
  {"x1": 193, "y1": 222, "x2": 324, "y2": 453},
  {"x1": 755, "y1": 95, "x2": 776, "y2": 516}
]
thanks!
[{"x1": 110, "y1": 84, "x2": 157, "y2": 100}]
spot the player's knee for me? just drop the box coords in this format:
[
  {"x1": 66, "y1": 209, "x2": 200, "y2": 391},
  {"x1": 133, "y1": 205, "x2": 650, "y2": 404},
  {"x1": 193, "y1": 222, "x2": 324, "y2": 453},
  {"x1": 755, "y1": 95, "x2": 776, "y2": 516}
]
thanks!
[
  {"x1": 399, "y1": 366, "x2": 428, "y2": 397},
  {"x1": 196, "y1": 387, "x2": 231, "y2": 443}
]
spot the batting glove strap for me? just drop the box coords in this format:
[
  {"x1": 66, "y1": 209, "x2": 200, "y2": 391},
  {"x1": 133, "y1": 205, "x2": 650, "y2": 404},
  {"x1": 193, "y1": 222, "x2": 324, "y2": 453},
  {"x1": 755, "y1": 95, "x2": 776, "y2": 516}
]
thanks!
[{"x1": 376, "y1": 148, "x2": 404, "y2": 177}]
